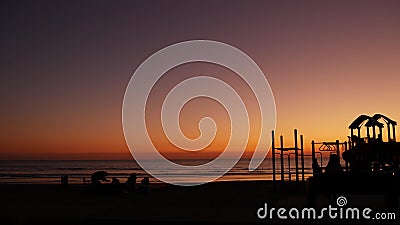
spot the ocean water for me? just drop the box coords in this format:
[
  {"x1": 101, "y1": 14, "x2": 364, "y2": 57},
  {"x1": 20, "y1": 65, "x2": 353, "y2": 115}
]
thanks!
[{"x1": 0, "y1": 157, "x2": 336, "y2": 184}]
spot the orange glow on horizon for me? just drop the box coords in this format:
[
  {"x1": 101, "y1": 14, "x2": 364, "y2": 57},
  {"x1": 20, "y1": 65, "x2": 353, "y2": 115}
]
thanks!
[{"x1": 1, "y1": 1, "x2": 400, "y2": 160}]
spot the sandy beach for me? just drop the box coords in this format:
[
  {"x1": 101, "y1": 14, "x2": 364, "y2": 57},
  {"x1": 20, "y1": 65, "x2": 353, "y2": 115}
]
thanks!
[{"x1": 0, "y1": 181, "x2": 397, "y2": 225}]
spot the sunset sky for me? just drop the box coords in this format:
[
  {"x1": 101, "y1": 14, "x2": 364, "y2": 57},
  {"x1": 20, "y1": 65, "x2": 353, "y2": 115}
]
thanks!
[{"x1": 1, "y1": 0, "x2": 400, "y2": 160}]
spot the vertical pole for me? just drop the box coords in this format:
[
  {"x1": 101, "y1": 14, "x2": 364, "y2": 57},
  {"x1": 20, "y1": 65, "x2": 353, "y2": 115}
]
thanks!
[
  {"x1": 373, "y1": 126, "x2": 376, "y2": 139},
  {"x1": 272, "y1": 131, "x2": 276, "y2": 186},
  {"x1": 288, "y1": 155, "x2": 291, "y2": 181},
  {"x1": 294, "y1": 129, "x2": 299, "y2": 183},
  {"x1": 336, "y1": 140, "x2": 341, "y2": 171},
  {"x1": 393, "y1": 124, "x2": 396, "y2": 142},
  {"x1": 311, "y1": 140, "x2": 317, "y2": 176},
  {"x1": 311, "y1": 141, "x2": 315, "y2": 161},
  {"x1": 350, "y1": 129, "x2": 354, "y2": 149},
  {"x1": 300, "y1": 135, "x2": 305, "y2": 182},
  {"x1": 280, "y1": 135, "x2": 284, "y2": 182},
  {"x1": 336, "y1": 140, "x2": 340, "y2": 157},
  {"x1": 357, "y1": 128, "x2": 361, "y2": 138},
  {"x1": 367, "y1": 127, "x2": 370, "y2": 140},
  {"x1": 344, "y1": 141, "x2": 349, "y2": 172},
  {"x1": 388, "y1": 124, "x2": 391, "y2": 142}
]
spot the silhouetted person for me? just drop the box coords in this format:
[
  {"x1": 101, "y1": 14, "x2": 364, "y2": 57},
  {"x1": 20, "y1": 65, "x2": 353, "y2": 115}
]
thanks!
[
  {"x1": 110, "y1": 177, "x2": 123, "y2": 193},
  {"x1": 140, "y1": 177, "x2": 150, "y2": 193},
  {"x1": 141, "y1": 177, "x2": 149, "y2": 185},
  {"x1": 342, "y1": 150, "x2": 354, "y2": 164},
  {"x1": 325, "y1": 154, "x2": 343, "y2": 174},
  {"x1": 342, "y1": 149, "x2": 361, "y2": 172},
  {"x1": 61, "y1": 174, "x2": 68, "y2": 186},
  {"x1": 111, "y1": 177, "x2": 120, "y2": 185},
  {"x1": 91, "y1": 171, "x2": 109, "y2": 186},
  {"x1": 312, "y1": 158, "x2": 322, "y2": 175},
  {"x1": 125, "y1": 173, "x2": 137, "y2": 193}
]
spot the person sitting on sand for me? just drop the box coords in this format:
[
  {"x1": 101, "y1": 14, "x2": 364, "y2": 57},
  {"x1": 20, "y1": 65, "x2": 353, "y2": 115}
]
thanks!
[
  {"x1": 61, "y1": 174, "x2": 69, "y2": 186},
  {"x1": 140, "y1": 177, "x2": 150, "y2": 193},
  {"x1": 324, "y1": 154, "x2": 343, "y2": 174},
  {"x1": 141, "y1": 177, "x2": 149, "y2": 185},
  {"x1": 111, "y1": 177, "x2": 120, "y2": 185},
  {"x1": 125, "y1": 173, "x2": 137, "y2": 193},
  {"x1": 91, "y1": 171, "x2": 109, "y2": 186}
]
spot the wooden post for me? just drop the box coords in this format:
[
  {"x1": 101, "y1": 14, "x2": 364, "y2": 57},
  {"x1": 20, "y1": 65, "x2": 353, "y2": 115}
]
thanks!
[
  {"x1": 311, "y1": 141, "x2": 315, "y2": 161},
  {"x1": 357, "y1": 128, "x2": 361, "y2": 138},
  {"x1": 287, "y1": 154, "x2": 291, "y2": 181},
  {"x1": 300, "y1": 135, "x2": 305, "y2": 182},
  {"x1": 373, "y1": 126, "x2": 376, "y2": 139},
  {"x1": 351, "y1": 129, "x2": 354, "y2": 149},
  {"x1": 311, "y1": 140, "x2": 317, "y2": 176},
  {"x1": 367, "y1": 127, "x2": 370, "y2": 139},
  {"x1": 294, "y1": 129, "x2": 299, "y2": 183},
  {"x1": 280, "y1": 135, "x2": 284, "y2": 182},
  {"x1": 388, "y1": 124, "x2": 391, "y2": 142},
  {"x1": 344, "y1": 141, "x2": 349, "y2": 171},
  {"x1": 336, "y1": 140, "x2": 340, "y2": 157},
  {"x1": 272, "y1": 130, "x2": 276, "y2": 186},
  {"x1": 393, "y1": 124, "x2": 396, "y2": 142}
]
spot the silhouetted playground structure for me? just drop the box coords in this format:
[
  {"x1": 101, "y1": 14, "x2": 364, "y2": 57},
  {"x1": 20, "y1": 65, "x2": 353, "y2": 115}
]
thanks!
[
  {"x1": 345, "y1": 113, "x2": 399, "y2": 174},
  {"x1": 271, "y1": 129, "x2": 305, "y2": 183},
  {"x1": 271, "y1": 130, "x2": 348, "y2": 183},
  {"x1": 271, "y1": 113, "x2": 400, "y2": 207}
]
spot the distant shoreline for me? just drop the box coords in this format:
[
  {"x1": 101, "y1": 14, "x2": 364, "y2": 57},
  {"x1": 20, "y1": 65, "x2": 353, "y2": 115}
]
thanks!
[{"x1": 0, "y1": 158, "x2": 319, "y2": 185}]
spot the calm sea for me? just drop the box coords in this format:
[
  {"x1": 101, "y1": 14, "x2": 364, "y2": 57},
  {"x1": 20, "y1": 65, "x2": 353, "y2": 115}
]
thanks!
[{"x1": 0, "y1": 157, "x2": 335, "y2": 184}]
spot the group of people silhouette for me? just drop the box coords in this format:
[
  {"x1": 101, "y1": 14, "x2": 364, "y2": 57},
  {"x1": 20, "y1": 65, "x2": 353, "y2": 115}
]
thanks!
[{"x1": 61, "y1": 171, "x2": 150, "y2": 193}]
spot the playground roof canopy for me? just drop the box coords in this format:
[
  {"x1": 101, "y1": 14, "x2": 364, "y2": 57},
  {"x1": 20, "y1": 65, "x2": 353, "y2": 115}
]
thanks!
[{"x1": 349, "y1": 114, "x2": 397, "y2": 129}]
